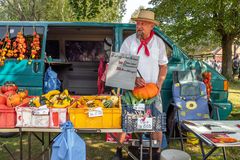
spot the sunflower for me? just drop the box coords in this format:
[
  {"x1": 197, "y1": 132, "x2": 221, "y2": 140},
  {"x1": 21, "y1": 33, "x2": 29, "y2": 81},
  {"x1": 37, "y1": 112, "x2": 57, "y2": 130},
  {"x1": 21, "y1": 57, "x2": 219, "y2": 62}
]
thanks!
[{"x1": 186, "y1": 101, "x2": 197, "y2": 110}]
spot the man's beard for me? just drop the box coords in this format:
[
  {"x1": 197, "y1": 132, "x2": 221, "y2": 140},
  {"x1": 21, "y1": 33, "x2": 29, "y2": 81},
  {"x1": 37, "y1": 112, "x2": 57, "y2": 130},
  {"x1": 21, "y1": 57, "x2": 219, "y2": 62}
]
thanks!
[{"x1": 136, "y1": 30, "x2": 144, "y2": 39}]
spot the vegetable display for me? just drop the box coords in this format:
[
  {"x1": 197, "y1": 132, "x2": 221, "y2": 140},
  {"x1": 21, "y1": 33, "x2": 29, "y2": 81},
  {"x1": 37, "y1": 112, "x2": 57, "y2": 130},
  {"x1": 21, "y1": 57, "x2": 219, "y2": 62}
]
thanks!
[{"x1": 132, "y1": 83, "x2": 159, "y2": 100}]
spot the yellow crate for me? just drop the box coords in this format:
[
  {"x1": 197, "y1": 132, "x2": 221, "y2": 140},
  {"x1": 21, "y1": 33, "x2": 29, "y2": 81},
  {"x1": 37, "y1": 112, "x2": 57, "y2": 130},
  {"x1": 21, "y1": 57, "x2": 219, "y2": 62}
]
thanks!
[{"x1": 68, "y1": 96, "x2": 121, "y2": 129}]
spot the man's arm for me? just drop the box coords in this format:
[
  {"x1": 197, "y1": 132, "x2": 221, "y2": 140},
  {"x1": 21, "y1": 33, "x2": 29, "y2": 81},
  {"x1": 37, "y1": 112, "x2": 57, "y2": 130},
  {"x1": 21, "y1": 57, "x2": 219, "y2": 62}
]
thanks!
[{"x1": 157, "y1": 64, "x2": 168, "y2": 92}]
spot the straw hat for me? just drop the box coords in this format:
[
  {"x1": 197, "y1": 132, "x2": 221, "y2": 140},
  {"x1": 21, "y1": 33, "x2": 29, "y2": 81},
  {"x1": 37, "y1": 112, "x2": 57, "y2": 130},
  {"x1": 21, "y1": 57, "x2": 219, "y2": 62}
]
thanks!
[{"x1": 131, "y1": 10, "x2": 160, "y2": 26}]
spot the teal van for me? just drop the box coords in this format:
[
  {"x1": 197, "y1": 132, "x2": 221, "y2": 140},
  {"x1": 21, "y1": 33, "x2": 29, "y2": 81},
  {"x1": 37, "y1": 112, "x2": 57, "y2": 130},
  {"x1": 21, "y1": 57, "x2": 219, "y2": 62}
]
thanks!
[{"x1": 0, "y1": 21, "x2": 232, "y2": 119}]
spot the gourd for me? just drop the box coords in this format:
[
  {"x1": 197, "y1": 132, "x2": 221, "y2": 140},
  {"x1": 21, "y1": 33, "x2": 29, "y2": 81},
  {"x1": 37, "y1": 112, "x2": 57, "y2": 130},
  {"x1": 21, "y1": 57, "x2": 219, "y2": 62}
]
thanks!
[
  {"x1": 132, "y1": 83, "x2": 159, "y2": 100},
  {"x1": 18, "y1": 89, "x2": 28, "y2": 99},
  {"x1": 7, "y1": 94, "x2": 21, "y2": 107}
]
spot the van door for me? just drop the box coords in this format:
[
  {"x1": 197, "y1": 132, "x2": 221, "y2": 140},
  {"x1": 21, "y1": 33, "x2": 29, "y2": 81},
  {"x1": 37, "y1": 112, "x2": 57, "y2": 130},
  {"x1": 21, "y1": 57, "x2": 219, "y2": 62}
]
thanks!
[
  {"x1": 45, "y1": 25, "x2": 114, "y2": 95},
  {"x1": 0, "y1": 24, "x2": 46, "y2": 95}
]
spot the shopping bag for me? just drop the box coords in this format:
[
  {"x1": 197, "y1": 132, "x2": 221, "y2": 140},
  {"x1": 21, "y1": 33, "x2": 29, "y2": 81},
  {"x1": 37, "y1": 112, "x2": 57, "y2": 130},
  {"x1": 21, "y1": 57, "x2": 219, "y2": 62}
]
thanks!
[
  {"x1": 51, "y1": 121, "x2": 86, "y2": 160},
  {"x1": 44, "y1": 66, "x2": 61, "y2": 93}
]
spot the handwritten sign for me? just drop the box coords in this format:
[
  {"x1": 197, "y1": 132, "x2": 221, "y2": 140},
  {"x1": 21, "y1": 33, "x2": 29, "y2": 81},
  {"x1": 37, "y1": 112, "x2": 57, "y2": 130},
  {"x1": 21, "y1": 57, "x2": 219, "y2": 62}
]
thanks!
[
  {"x1": 88, "y1": 107, "x2": 103, "y2": 117},
  {"x1": 106, "y1": 52, "x2": 139, "y2": 90},
  {"x1": 137, "y1": 117, "x2": 153, "y2": 130}
]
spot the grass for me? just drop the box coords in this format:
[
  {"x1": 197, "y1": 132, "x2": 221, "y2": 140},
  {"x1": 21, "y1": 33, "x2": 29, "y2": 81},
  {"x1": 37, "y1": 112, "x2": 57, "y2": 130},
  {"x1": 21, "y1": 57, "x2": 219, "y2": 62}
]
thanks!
[
  {"x1": 229, "y1": 80, "x2": 240, "y2": 114},
  {"x1": 1, "y1": 80, "x2": 240, "y2": 160}
]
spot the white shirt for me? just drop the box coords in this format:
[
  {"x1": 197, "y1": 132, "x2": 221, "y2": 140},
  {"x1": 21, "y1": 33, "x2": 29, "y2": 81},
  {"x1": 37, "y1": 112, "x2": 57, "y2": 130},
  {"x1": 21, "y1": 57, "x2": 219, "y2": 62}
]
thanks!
[{"x1": 120, "y1": 33, "x2": 168, "y2": 83}]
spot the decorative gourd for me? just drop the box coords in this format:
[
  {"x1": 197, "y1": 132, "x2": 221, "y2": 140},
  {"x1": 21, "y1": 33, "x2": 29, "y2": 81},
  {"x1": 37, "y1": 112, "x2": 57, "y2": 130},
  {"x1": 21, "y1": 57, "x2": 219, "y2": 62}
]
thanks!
[
  {"x1": 6, "y1": 94, "x2": 21, "y2": 107},
  {"x1": 132, "y1": 83, "x2": 159, "y2": 100},
  {"x1": 18, "y1": 89, "x2": 28, "y2": 99}
]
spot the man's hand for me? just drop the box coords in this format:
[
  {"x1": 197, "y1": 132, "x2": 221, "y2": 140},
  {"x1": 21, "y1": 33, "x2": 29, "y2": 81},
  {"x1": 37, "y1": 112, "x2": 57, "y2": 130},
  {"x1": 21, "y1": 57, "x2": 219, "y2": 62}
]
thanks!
[{"x1": 135, "y1": 77, "x2": 146, "y2": 87}]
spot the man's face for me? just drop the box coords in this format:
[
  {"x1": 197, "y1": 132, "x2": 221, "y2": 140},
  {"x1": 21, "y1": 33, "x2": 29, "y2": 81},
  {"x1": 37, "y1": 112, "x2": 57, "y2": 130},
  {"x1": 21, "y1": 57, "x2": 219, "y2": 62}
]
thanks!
[{"x1": 136, "y1": 20, "x2": 154, "y2": 39}]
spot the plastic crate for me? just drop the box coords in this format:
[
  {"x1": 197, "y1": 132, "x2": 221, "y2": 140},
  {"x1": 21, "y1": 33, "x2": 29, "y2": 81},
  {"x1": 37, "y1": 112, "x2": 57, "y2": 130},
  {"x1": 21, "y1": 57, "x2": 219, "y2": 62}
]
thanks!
[
  {"x1": 31, "y1": 114, "x2": 49, "y2": 127},
  {"x1": 122, "y1": 104, "x2": 166, "y2": 133},
  {"x1": 68, "y1": 96, "x2": 121, "y2": 129},
  {"x1": 0, "y1": 107, "x2": 16, "y2": 128},
  {"x1": 49, "y1": 108, "x2": 67, "y2": 128},
  {"x1": 16, "y1": 106, "x2": 49, "y2": 127},
  {"x1": 16, "y1": 107, "x2": 34, "y2": 127}
]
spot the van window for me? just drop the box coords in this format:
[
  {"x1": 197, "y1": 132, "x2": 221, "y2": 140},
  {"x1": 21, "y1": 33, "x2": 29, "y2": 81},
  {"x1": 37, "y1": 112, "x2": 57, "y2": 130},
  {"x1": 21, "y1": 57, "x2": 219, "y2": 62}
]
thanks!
[
  {"x1": 0, "y1": 26, "x2": 44, "y2": 59},
  {"x1": 46, "y1": 26, "x2": 113, "y2": 61},
  {"x1": 65, "y1": 41, "x2": 104, "y2": 62},
  {"x1": 0, "y1": 26, "x2": 7, "y2": 38},
  {"x1": 46, "y1": 40, "x2": 60, "y2": 59}
]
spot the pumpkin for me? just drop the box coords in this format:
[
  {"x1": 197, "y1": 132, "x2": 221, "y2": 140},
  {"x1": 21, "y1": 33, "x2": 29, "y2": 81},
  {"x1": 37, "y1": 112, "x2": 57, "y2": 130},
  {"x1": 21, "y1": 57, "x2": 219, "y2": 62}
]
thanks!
[
  {"x1": 0, "y1": 94, "x2": 7, "y2": 105},
  {"x1": 132, "y1": 83, "x2": 159, "y2": 100},
  {"x1": 6, "y1": 94, "x2": 21, "y2": 107}
]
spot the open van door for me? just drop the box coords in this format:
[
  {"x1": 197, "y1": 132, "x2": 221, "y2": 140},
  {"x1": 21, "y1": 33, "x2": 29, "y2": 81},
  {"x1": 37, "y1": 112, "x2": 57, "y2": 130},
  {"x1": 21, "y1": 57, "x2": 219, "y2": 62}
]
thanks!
[{"x1": 0, "y1": 23, "x2": 47, "y2": 95}]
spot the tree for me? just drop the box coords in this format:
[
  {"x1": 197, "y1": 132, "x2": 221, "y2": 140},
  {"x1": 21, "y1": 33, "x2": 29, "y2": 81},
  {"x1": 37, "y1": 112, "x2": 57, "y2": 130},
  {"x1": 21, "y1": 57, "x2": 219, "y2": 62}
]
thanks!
[
  {"x1": 150, "y1": 0, "x2": 240, "y2": 79},
  {"x1": 0, "y1": 0, "x2": 48, "y2": 21},
  {"x1": 69, "y1": 0, "x2": 126, "y2": 22},
  {"x1": 0, "y1": 0, "x2": 77, "y2": 21},
  {"x1": 45, "y1": 0, "x2": 76, "y2": 21}
]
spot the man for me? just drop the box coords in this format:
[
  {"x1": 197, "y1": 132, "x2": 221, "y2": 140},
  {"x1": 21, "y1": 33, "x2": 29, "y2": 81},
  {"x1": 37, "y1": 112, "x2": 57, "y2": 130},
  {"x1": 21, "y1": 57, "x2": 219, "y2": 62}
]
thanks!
[{"x1": 112, "y1": 9, "x2": 168, "y2": 160}]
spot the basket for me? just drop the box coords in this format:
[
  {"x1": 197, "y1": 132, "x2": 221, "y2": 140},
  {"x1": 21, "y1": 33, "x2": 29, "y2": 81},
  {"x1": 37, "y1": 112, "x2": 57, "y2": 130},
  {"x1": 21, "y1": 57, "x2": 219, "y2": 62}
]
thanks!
[
  {"x1": 16, "y1": 107, "x2": 34, "y2": 127},
  {"x1": 16, "y1": 106, "x2": 49, "y2": 127},
  {"x1": 122, "y1": 104, "x2": 166, "y2": 133},
  {"x1": 49, "y1": 108, "x2": 67, "y2": 128}
]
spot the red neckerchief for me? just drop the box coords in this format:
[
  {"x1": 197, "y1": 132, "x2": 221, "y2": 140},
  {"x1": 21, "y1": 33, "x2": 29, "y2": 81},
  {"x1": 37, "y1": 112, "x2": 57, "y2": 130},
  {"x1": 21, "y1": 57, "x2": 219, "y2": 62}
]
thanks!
[{"x1": 137, "y1": 30, "x2": 154, "y2": 56}]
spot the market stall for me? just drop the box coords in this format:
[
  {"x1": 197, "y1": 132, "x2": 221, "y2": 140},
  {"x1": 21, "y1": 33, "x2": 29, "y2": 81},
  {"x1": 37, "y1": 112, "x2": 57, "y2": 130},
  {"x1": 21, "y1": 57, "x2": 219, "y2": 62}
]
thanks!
[{"x1": 0, "y1": 83, "x2": 166, "y2": 160}]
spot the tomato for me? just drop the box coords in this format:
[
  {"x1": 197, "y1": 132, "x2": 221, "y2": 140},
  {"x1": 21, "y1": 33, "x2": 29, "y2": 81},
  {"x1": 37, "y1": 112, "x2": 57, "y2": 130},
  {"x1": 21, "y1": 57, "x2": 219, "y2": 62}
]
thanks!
[
  {"x1": 4, "y1": 90, "x2": 16, "y2": 97},
  {"x1": 1, "y1": 82, "x2": 18, "y2": 93}
]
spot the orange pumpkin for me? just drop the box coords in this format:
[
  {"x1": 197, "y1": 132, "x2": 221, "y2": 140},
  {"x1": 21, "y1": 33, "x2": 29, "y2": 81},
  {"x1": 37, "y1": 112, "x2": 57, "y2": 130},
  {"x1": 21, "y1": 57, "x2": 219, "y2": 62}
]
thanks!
[
  {"x1": 132, "y1": 83, "x2": 159, "y2": 100},
  {"x1": 6, "y1": 94, "x2": 21, "y2": 107}
]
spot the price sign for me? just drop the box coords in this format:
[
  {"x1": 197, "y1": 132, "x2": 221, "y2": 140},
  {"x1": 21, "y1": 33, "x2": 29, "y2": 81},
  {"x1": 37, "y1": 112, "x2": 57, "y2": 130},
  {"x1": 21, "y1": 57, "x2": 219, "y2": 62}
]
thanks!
[
  {"x1": 137, "y1": 117, "x2": 153, "y2": 130},
  {"x1": 133, "y1": 103, "x2": 145, "y2": 111},
  {"x1": 88, "y1": 107, "x2": 103, "y2": 117},
  {"x1": 106, "y1": 52, "x2": 139, "y2": 90}
]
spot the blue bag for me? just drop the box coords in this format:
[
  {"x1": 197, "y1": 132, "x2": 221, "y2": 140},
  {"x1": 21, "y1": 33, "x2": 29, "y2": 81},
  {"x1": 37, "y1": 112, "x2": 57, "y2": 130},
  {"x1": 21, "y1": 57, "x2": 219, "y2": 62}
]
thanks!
[
  {"x1": 44, "y1": 66, "x2": 61, "y2": 93},
  {"x1": 51, "y1": 121, "x2": 86, "y2": 160}
]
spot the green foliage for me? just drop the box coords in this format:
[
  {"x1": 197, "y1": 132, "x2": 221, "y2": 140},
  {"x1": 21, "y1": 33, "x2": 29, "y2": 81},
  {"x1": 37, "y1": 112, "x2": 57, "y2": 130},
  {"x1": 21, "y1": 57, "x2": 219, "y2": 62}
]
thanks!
[
  {"x1": 0, "y1": 0, "x2": 77, "y2": 21},
  {"x1": 45, "y1": 0, "x2": 77, "y2": 21},
  {"x1": 0, "y1": 0, "x2": 48, "y2": 21},
  {"x1": 69, "y1": 0, "x2": 126, "y2": 22},
  {"x1": 0, "y1": 0, "x2": 127, "y2": 22},
  {"x1": 150, "y1": 0, "x2": 240, "y2": 79}
]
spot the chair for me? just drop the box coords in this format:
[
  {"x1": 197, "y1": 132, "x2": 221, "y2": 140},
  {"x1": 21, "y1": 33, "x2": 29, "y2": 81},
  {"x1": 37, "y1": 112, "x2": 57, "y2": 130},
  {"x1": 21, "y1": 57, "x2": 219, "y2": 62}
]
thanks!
[{"x1": 169, "y1": 70, "x2": 225, "y2": 158}]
